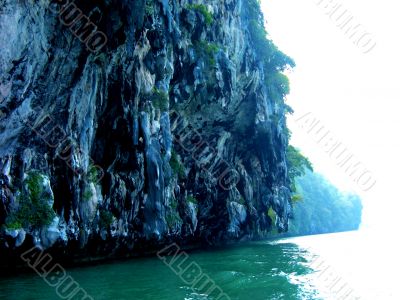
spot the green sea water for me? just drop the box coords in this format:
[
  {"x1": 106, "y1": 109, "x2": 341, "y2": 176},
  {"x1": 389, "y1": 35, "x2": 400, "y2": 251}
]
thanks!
[{"x1": 0, "y1": 231, "x2": 397, "y2": 299}]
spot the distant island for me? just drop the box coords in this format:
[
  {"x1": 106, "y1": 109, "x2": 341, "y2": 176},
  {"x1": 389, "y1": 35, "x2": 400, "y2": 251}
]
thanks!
[{"x1": 286, "y1": 170, "x2": 363, "y2": 237}]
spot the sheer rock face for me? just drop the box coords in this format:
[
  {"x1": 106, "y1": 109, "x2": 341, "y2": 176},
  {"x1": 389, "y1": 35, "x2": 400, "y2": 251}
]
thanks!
[{"x1": 0, "y1": 0, "x2": 291, "y2": 262}]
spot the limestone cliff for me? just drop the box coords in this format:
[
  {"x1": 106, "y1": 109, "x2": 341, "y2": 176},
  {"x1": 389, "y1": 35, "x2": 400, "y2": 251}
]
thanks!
[{"x1": 0, "y1": 0, "x2": 294, "y2": 264}]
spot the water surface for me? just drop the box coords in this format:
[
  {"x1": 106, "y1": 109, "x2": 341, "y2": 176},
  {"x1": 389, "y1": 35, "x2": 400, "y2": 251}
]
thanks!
[{"x1": 0, "y1": 231, "x2": 397, "y2": 299}]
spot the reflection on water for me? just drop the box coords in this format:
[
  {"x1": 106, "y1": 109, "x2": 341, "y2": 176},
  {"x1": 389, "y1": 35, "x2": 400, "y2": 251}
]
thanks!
[{"x1": 0, "y1": 231, "x2": 397, "y2": 299}]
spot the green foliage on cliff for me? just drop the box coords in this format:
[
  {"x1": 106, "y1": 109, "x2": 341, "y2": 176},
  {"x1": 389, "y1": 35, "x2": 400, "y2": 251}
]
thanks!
[
  {"x1": 5, "y1": 172, "x2": 55, "y2": 229},
  {"x1": 151, "y1": 88, "x2": 169, "y2": 111},
  {"x1": 286, "y1": 146, "x2": 313, "y2": 203},
  {"x1": 244, "y1": 0, "x2": 295, "y2": 102},
  {"x1": 145, "y1": 0, "x2": 154, "y2": 16},
  {"x1": 188, "y1": 4, "x2": 213, "y2": 25},
  {"x1": 99, "y1": 210, "x2": 113, "y2": 228},
  {"x1": 87, "y1": 163, "x2": 100, "y2": 183},
  {"x1": 287, "y1": 171, "x2": 363, "y2": 236},
  {"x1": 266, "y1": 72, "x2": 291, "y2": 101},
  {"x1": 170, "y1": 150, "x2": 185, "y2": 179},
  {"x1": 82, "y1": 186, "x2": 93, "y2": 202},
  {"x1": 245, "y1": 0, "x2": 295, "y2": 71},
  {"x1": 287, "y1": 146, "x2": 313, "y2": 180},
  {"x1": 267, "y1": 207, "x2": 276, "y2": 224},
  {"x1": 166, "y1": 212, "x2": 181, "y2": 227},
  {"x1": 291, "y1": 194, "x2": 303, "y2": 203},
  {"x1": 287, "y1": 146, "x2": 313, "y2": 194},
  {"x1": 194, "y1": 41, "x2": 219, "y2": 67},
  {"x1": 187, "y1": 195, "x2": 198, "y2": 204},
  {"x1": 170, "y1": 200, "x2": 178, "y2": 209}
]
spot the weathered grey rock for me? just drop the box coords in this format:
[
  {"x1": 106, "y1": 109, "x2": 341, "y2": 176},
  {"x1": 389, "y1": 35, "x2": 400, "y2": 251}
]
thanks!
[
  {"x1": 15, "y1": 229, "x2": 26, "y2": 247},
  {"x1": 3, "y1": 228, "x2": 25, "y2": 247},
  {"x1": 0, "y1": 0, "x2": 293, "y2": 262},
  {"x1": 40, "y1": 216, "x2": 60, "y2": 249},
  {"x1": 227, "y1": 202, "x2": 247, "y2": 237}
]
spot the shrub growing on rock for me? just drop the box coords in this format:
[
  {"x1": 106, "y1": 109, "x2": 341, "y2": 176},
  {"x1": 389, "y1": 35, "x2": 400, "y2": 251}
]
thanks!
[
  {"x1": 188, "y1": 4, "x2": 213, "y2": 25},
  {"x1": 5, "y1": 171, "x2": 55, "y2": 229}
]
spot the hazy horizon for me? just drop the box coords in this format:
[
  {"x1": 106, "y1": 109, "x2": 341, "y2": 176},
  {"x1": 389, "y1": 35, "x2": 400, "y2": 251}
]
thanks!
[{"x1": 261, "y1": 0, "x2": 400, "y2": 232}]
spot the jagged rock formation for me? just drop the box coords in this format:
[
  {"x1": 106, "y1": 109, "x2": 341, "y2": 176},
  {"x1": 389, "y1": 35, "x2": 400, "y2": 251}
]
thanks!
[{"x1": 0, "y1": 0, "x2": 293, "y2": 264}]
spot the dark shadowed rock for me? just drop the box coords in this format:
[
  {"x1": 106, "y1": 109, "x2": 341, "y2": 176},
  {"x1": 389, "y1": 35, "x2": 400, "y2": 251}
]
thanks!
[{"x1": 0, "y1": 0, "x2": 293, "y2": 266}]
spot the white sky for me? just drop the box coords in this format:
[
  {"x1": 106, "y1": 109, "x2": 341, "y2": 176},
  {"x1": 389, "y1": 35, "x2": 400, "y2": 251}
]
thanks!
[{"x1": 260, "y1": 0, "x2": 400, "y2": 231}]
